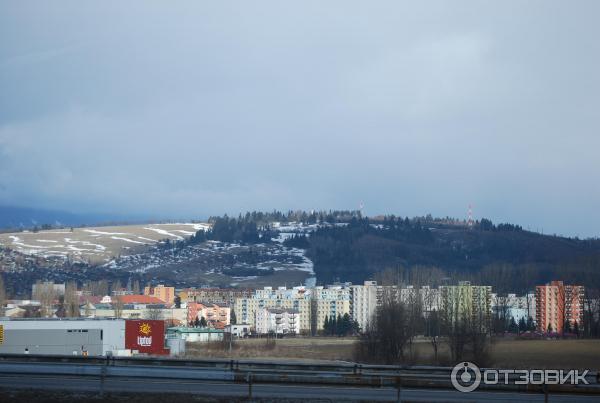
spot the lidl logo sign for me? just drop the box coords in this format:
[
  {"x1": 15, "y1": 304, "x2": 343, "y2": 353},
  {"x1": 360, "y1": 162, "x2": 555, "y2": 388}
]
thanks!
[
  {"x1": 137, "y1": 322, "x2": 152, "y2": 346},
  {"x1": 139, "y1": 322, "x2": 152, "y2": 335},
  {"x1": 125, "y1": 319, "x2": 167, "y2": 355}
]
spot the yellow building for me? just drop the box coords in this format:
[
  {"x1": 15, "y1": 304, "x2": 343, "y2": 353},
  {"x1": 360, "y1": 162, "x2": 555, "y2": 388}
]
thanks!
[{"x1": 440, "y1": 281, "x2": 491, "y2": 331}]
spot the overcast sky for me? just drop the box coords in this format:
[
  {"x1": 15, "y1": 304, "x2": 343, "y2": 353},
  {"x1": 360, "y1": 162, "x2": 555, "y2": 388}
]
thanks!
[{"x1": 1, "y1": 1, "x2": 599, "y2": 237}]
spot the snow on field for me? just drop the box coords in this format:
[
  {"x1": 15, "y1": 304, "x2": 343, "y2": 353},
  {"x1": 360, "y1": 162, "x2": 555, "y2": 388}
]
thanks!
[
  {"x1": 9, "y1": 236, "x2": 53, "y2": 249},
  {"x1": 111, "y1": 236, "x2": 145, "y2": 244},
  {"x1": 143, "y1": 227, "x2": 184, "y2": 240},
  {"x1": 153, "y1": 222, "x2": 209, "y2": 231},
  {"x1": 64, "y1": 238, "x2": 107, "y2": 251},
  {"x1": 179, "y1": 223, "x2": 210, "y2": 231},
  {"x1": 84, "y1": 229, "x2": 127, "y2": 236},
  {"x1": 0, "y1": 222, "x2": 209, "y2": 263},
  {"x1": 174, "y1": 230, "x2": 195, "y2": 236},
  {"x1": 66, "y1": 245, "x2": 98, "y2": 253},
  {"x1": 1, "y1": 221, "x2": 317, "y2": 284}
]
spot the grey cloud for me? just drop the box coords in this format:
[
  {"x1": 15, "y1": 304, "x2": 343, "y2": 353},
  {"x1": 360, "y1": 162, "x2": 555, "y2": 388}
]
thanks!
[{"x1": 0, "y1": 1, "x2": 599, "y2": 237}]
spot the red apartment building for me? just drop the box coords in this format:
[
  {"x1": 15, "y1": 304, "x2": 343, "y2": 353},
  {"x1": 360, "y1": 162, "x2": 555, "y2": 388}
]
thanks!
[{"x1": 536, "y1": 281, "x2": 584, "y2": 333}]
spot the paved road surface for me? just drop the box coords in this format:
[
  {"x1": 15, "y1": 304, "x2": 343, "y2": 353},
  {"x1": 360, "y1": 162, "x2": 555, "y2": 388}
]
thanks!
[{"x1": 0, "y1": 374, "x2": 598, "y2": 402}]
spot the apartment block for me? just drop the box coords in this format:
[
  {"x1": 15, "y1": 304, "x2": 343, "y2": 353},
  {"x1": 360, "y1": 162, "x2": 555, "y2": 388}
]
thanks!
[
  {"x1": 536, "y1": 281, "x2": 584, "y2": 333},
  {"x1": 187, "y1": 302, "x2": 230, "y2": 328},
  {"x1": 179, "y1": 288, "x2": 254, "y2": 306},
  {"x1": 490, "y1": 292, "x2": 536, "y2": 323},
  {"x1": 349, "y1": 281, "x2": 386, "y2": 330},
  {"x1": 255, "y1": 308, "x2": 300, "y2": 335},
  {"x1": 234, "y1": 286, "x2": 351, "y2": 332},
  {"x1": 439, "y1": 281, "x2": 492, "y2": 329},
  {"x1": 234, "y1": 287, "x2": 313, "y2": 331},
  {"x1": 144, "y1": 285, "x2": 175, "y2": 305}
]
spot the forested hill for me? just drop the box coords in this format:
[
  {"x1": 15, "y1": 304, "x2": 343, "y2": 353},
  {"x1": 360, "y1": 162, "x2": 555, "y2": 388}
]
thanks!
[
  {"x1": 296, "y1": 217, "x2": 600, "y2": 292},
  {"x1": 189, "y1": 211, "x2": 600, "y2": 293}
]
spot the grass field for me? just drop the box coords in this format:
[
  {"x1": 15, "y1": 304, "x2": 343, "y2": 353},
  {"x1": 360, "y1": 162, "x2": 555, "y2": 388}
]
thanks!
[{"x1": 187, "y1": 336, "x2": 600, "y2": 369}]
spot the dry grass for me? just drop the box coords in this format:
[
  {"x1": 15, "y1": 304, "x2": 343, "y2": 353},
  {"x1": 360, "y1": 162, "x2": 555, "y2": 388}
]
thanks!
[
  {"x1": 186, "y1": 336, "x2": 600, "y2": 369},
  {"x1": 490, "y1": 338, "x2": 600, "y2": 369},
  {"x1": 187, "y1": 337, "x2": 358, "y2": 363}
]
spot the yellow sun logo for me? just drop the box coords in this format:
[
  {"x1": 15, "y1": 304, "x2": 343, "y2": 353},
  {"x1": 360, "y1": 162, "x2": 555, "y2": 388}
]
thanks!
[{"x1": 139, "y1": 323, "x2": 152, "y2": 335}]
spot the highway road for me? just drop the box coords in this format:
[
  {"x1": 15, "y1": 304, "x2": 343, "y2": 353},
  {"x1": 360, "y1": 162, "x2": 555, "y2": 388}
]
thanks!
[{"x1": 0, "y1": 374, "x2": 599, "y2": 402}]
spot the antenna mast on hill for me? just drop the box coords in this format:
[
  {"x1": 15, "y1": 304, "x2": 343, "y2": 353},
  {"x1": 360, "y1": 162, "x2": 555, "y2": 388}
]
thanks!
[
  {"x1": 359, "y1": 201, "x2": 364, "y2": 217},
  {"x1": 467, "y1": 204, "x2": 474, "y2": 228}
]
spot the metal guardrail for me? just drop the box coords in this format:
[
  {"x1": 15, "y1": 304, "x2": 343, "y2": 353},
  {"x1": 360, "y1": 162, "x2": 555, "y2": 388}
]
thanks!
[
  {"x1": 0, "y1": 353, "x2": 458, "y2": 373},
  {"x1": 0, "y1": 354, "x2": 598, "y2": 396},
  {"x1": 0, "y1": 353, "x2": 450, "y2": 373}
]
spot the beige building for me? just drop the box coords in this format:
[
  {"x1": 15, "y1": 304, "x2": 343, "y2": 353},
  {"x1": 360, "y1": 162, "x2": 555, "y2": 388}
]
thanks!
[
  {"x1": 187, "y1": 302, "x2": 230, "y2": 328},
  {"x1": 144, "y1": 285, "x2": 175, "y2": 305},
  {"x1": 179, "y1": 288, "x2": 253, "y2": 306}
]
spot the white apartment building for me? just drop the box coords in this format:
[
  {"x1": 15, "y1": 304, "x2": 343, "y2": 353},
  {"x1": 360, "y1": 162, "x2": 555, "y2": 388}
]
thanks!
[
  {"x1": 490, "y1": 292, "x2": 536, "y2": 323},
  {"x1": 350, "y1": 281, "x2": 380, "y2": 331},
  {"x1": 224, "y1": 324, "x2": 252, "y2": 338},
  {"x1": 420, "y1": 286, "x2": 442, "y2": 313},
  {"x1": 255, "y1": 308, "x2": 300, "y2": 335},
  {"x1": 349, "y1": 282, "x2": 442, "y2": 331},
  {"x1": 235, "y1": 282, "x2": 449, "y2": 334},
  {"x1": 235, "y1": 286, "x2": 312, "y2": 331},
  {"x1": 234, "y1": 286, "x2": 351, "y2": 332}
]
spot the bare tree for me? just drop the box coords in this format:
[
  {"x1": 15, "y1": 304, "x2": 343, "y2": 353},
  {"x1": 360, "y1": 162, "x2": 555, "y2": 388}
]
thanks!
[
  {"x1": 113, "y1": 295, "x2": 124, "y2": 318},
  {"x1": 492, "y1": 294, "x2": 510, "y2": 334},
  {"x1": 0, "y1": 274, "x2": 6, "y2": 316},
  {"x1": 410, "y1": 266, "x2": 447, "y2": 288},
  {"x1": 374, "y1": 266, "x2": 404, "y2": 286},
  {"x1": 111, "y1": 280, "x2": 122, "y2": 296},
  {"x1": 584, "y1": 288, "x2": 600, "y2": 338},
  {"x1": 33, "y1": 281, "x2": 56, "y2": 318},
  {"x1": 88, "y1": 280, "x2": 109, "y2": 297},
  {"x1": 354, "y1": 294, "x2": 411, "y2": 364},
  {"x1": 145, "y1": 308, "x2": 163, "y2": 320},
  {"x1": 133, "y1": 280, "x2": 141, "y2": 295},
  {"x1": 441, "y1": 300, "x2": 470, "y2": 362},
  {"x1": 404, "y1": 287, "x2": 424, "y2": 357},
  {"x1": 422, "y1": 287, "x2": 441, "y2": 362},
  {"x1": 65, "y1": 282, "x2": 80, "y2": 318},
  {"x1": 440, "y1": 287, "x2": 492, "y2": 365}
]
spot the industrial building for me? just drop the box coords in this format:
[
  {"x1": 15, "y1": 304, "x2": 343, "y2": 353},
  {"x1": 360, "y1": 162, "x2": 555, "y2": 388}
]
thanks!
[
  {"x1": 166, "y1": 327, "x2": 224, "y2": 342},
  {"x1": 0, "y1": 318, "x2": 170, "y2": 356},
  {"x1": 0, "y1": 318, "x2": 125, "y2": 356}
]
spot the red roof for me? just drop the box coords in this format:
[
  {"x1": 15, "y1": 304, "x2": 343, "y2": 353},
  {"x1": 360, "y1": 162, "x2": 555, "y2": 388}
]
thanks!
[
  {"x1": 79, "y1": 295, "x2": 103, "y2": 305},
  {"x1": 118, "y1": 295, "x2": 165, "y2": 304}
]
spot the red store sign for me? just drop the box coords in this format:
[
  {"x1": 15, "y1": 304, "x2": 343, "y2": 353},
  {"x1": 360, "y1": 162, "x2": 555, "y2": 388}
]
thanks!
[{"x1": 125, "y1": 320, "x2": 169, "y2": 355}]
